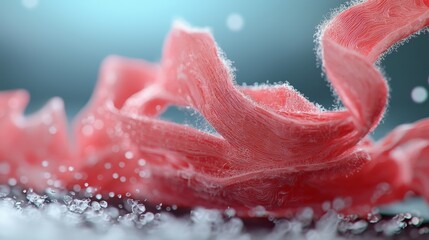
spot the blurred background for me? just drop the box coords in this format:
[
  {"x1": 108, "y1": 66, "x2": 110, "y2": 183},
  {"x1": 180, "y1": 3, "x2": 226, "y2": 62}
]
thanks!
[{"x1": 0, "y1": 0, "x2": 428, "y2": 139}]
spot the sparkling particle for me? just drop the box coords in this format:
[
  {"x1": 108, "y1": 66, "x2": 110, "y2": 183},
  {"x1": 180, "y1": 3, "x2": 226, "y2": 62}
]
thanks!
[
  {"x1": 411, "y1": 86, "x2": 428, "y2": 103},
  {"x1": 63, "y1": 195, "x2": 73, "y2": 205},
  {"x1": 226, "y1": 13, "x2": 244, "y2": 32},
  {"x1": 250, "y1": 205, "x2": 266, "y2": 217},
  {"x1": 224, "y1": 208, "x2": 236, "y2": 218},
  {"x1": 8, "y1": 178, "x2": 17, "y2": 186},
  {"x1": 91, "y1": 201, "x2": 101, "y2": 211},
  {"x1": 43, "y1": 172, "x2": 51, "y2": 179},
  {"x1": 104, "y1": 162, "x2": 112, "y2": 169},
  {"x1": 82, "y1": 125, "x2": 94, "y2": 136},
  {"x1": 74, "y1": 173, "x2": 83, "y2": 180},
  {"x1": 22, "y1": 0, "x2": 38, "y2": 9},
  {"x1": 86, "y1": 187, "x2": 94, "y2": 194},
  {"x1": 411, "y1": 216, "x2": 422, "y2": 226},
  {"x1": 100, "y1": 200, "x2": 108, "y2": 208},
  {"x1": 68, "y1": 199, "x2": 90, "y2": 214},
  {"x1": 26, "y1": 191, "x2": 47, "y2": 208},
  {"x1": 119, "y1": 176, "x2": 127, "y2": 182},
  {"x1": 19, "y1": 176, "x2": 28, "y2": 184},
  {"x1": 138, "y1": 159, "x2": 146, "y2": 166},
  {"x1": 125, "y1": 151, "x2": 134, "y2": 160},
  {"x1": 139, "y1": 170, "x2": 150, "y2": 178},
  {"x1": 58, "y1": 165, "x2": 67, "y2": 173},
  {"x1": 132, "y1": 203, "x2": 146, "y2": 214},
  {"x1": 48, "y1": 126, "x2": 57, "y2": 134},
  {"x1": 41, "y1": 160, "x2": 49, "y2": 168},
  {"x1": 333, "y1": 198, "x2": 346, "y2": 210},
  {"x1": 156, "y1": 203, "x2": 163, "y2": 211},
  {"x1": 141, "y1": 212, "x2": 155, "y2": 224}
]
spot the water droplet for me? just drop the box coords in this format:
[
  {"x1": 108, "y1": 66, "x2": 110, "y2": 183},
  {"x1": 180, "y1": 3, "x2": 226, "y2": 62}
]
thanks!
[
  {"x1": 8, "y1": 178, "x2": 17, "y2": 186},
  {"x1": 104, "y1": 162, "x2": 112, "y2": 169},
  {"x1": 48, "y1": 126, "x2": 57, "y2": 135},
  {"x1": 43, "y1": 172, "x2": 51, "y2": 179},
  {"x1": 74, "y1": 173, "x2": 83, "y2": 180},
  {"x1": 140, "y1": 212, "x2": 154, "y2": 225},
  {"x1": 22, "y1": 0, "x2": 38, "y2": 9},
  {"x1": 138, "y1": 159, "x2": 146, "y2": 166},
  {"x1": 250, "y1": 205, "x2": 266, "y2": 217},
  {"x1": 139, "y1": 170, "x2": 150, "y2": 178},
  {"x1": 26, "y1": 191, "x2": 47, "y2": 208},
  {"x1": 411, "y1": 216, "x2": 422, "y2": 226},
  {"x1": 100, "y1": 200, "x2": 108, "y2": 208},
  {"x1": 91, "y1": 201, "x2": 101, "y2": 211},
  {"x1": 125, "y1": 151, "x2": 134, "y2": 160},
  {"x1": 156, "y1": 203, "x2": 163, "y2": 211},
  {"x1": 132, "y1": 204, "x2": 146, "y2": 214},
  {"x1": 297, "y1": 207, "x2": 314, "y2": 225},
  {"x1": 63, "y1": 195, "x2": 73, "y2": 205},
  {"x1": 333, "y1": 197, "x2": 346, "y2": 210},
  {"x1": 118, "y1": 162, "x2": 125, "y2": 168},
  {"x1": 112, "y1": 173, "x2": 119, "y2": 179},
  {"x1": 119, "y1": 176, "x2": 127, "y2": 183},
  {"x1": 82, "y1": 125, "x2": 94, "y2": 136},
  {"x1": 68, "y1": 199, "x2": 90, "y2": 214},
  {"x1": 226, "y1": 13, "x2": 244, "y2": 32},
  {"x1": 349, "y1": 220, "x2": 368, "y2": 235},
  {"x1": 322, "y1": 201, "x2": 331, "y2": 211},
  {"x1": 224, "y1": 208, "x2": 236, "y2": 218},
  {"x1": 411, "y1": 86, "x2": 428, "y2": 103},
  {"x1": 58, "y1": 165, "x2": 67, "y2": 173},
  {"x1": 41, "y1": 160, "x2": 49, "y2": 168}
]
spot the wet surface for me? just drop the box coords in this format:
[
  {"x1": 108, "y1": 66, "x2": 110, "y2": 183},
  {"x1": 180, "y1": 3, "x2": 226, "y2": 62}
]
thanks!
[{"x1": 1, "y1": 185, "x2": 429, "y2": 240}]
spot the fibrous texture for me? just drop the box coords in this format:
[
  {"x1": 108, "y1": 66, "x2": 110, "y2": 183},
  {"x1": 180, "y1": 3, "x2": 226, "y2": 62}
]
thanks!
[{"x1": 1, "y1": 0, "x2": 429, "y2": 217}]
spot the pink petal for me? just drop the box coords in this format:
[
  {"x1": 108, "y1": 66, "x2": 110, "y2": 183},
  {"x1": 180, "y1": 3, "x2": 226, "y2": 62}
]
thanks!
[{"x1": 0, "y1": 90, "x2": 72, "y2": 189}]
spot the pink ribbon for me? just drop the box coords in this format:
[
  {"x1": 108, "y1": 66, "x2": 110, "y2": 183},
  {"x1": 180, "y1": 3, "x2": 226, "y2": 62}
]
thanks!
[{"x1": 1, "y1": 0, "x2": 429, "y2": 217}]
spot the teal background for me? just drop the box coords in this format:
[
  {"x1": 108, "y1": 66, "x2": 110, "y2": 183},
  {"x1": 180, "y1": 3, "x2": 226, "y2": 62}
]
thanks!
[{"x1": 0, "y1": 0, "x2": 428, "y2": 139}]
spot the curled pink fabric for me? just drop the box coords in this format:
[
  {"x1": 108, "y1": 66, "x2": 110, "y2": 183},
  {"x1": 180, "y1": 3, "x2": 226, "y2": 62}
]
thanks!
[{"x1": 1, "y1": 0, "x2": 429, "y2": 217}]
